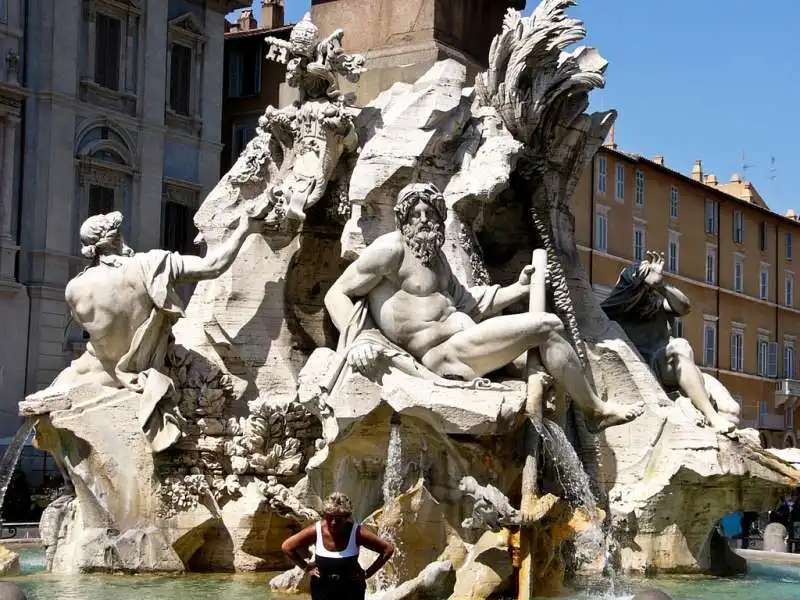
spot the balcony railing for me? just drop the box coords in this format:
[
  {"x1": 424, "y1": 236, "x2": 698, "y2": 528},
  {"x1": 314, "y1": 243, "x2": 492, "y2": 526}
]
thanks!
[
  {"x1": 758, "y1": 412, "x2": 787, "y2": 430},
  {"x1": 776, "y1": 379, "x2": 800, "y2": 396}
]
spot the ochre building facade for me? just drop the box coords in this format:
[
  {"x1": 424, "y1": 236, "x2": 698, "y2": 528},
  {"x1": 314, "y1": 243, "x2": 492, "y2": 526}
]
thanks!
[{"x1": 573, "y1": 145, "x2": 800, "y2": 448}]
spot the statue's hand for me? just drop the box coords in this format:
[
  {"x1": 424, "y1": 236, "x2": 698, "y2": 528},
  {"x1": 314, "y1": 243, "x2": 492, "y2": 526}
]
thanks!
[
  {"x1": 518, "y1": 264, "x2": 535, "y2": 286},
  {"x1": 245, "y1": 215, "x2": 267, "y2": 235},
  {"x1": 347, "y1": 342, "x2": 384, "y2": 375},
  {"x1": 643, "y1": 250, "x2": 664, "y2": 286}
]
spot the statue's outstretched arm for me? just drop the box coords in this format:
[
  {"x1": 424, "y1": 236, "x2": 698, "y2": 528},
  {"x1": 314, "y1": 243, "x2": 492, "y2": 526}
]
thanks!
[{"x1": 178, "y1": 215, "x2": 264, "y2": 282}]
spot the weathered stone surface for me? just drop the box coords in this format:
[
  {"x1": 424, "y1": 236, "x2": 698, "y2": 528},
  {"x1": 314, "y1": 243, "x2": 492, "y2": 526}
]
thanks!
[
  {"x1": 32, "y1": 386, "x2": 185, "y2": 573},
  {"x1": 0, "y1": 545, "x2": 20, "y2": 577},
  {"x1": 269, "y1": 566, "x2": 309, "y2": 594},
  {"x1": 0, "y1": 582, "x2": 27, "y2": 600},
  {"x1": 360, "y1": 480, "x2": 466, "y2": 593},
  {"x1": 372, "y1": 560, "x2": 456, "y2": 600},
  {"x1": 343, "y1": 59, "x2": 473, "y2": 260},
  {"x1": 299, "y1": 347, "x2": 526, "y2": 453},
  {"x1": 450, "y1": 530, "x2": 512, "y2": 600}
]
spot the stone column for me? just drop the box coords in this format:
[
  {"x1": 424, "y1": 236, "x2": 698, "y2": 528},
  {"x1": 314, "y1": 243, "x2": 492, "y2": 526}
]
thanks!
[{"x1": 0, "y1": 116, "x2": 19, "y2": 281}]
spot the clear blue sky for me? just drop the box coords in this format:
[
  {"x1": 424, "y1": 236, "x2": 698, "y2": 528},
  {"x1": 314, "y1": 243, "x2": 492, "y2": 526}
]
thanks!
[{"x1": 231, "y1": 0, "x2": 799, "y2": 216}]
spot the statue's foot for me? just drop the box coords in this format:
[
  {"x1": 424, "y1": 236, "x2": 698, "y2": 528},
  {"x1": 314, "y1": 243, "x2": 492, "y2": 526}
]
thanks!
[{"x1": 587, "y1": 400, "x2": 645, "y2": 433}]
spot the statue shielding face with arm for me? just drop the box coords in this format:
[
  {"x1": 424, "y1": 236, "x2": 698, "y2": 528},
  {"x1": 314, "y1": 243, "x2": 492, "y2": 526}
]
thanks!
[{"x1": 602, "y1": 251, "x2": 736, "y2": 433}]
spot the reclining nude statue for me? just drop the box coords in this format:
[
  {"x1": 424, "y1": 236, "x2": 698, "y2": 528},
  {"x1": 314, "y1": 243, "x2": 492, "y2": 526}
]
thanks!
[
  {"x1": 601, "y1": 251, "x2": 738, "y2": 433},
  {"x1": 324, "y1": 182, "x2": 644, "y2": 432},
  {"x1": 50, "y1": 210, "x2": 265, "y2": 452}
]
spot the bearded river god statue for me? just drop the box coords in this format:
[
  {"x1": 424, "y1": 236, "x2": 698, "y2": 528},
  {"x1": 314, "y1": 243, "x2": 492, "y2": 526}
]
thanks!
[{"x1": 320, "y1": 182, "x2": 643, "y2": 432}]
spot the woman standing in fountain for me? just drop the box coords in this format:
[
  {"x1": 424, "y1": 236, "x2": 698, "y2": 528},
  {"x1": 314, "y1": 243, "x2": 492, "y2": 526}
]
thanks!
[{"x1": 281, "y1": 492, "x2": 395, "y2": 599}]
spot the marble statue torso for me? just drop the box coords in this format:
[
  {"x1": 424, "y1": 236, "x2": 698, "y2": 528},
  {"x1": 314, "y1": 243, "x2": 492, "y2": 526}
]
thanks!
[{"x1": 367, "y1": 231, "x2": 475, "y2": 360}]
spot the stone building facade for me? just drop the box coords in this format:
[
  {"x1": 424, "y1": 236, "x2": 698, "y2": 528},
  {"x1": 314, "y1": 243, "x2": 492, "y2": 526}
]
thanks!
[
  {"x1": 0, "y1": 0, "x2": 247, "y2": 442},
  {"x1": 0, "y1": 0, "x2": 30, "y2": 433},
  {"x1": 221, "y1": 0, "x2": 289, "y2": 174},
  {"x1": 574, "y1": 146, "x2": 800, "y2": 448}
]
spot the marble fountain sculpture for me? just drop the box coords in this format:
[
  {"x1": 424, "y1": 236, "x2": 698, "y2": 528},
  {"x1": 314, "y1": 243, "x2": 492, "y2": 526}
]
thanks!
[{"x1": 15, "y1": 1, "x2": 800, "y2": 598}]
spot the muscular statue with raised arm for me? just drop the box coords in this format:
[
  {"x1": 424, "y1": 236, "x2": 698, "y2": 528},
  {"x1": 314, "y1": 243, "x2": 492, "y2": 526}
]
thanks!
[
  {"x1": 54, "y1": 210, "x2": 265, "y2": 452},
  {"x1": 324, "y1": 182, "x2": 644, "y2": 432},
  {"x1": 602, "y1": 251, "x2": 737, "y2": 433}
]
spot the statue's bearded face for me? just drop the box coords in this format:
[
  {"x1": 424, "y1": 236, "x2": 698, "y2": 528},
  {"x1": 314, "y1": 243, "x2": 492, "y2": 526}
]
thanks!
[{"x1": 399, "y1": 200, "x2": 445, "y2": 266}]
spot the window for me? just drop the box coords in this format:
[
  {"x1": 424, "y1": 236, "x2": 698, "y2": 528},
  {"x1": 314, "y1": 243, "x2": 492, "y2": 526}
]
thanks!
[
  {"x1": 703, "y1": 322, "x2": 716, "y2": 367},
  {"x1": 760, "y1": 265, "x2": 769, "y2": 300},
  {"x1": 169, "y1": 44, "x2": 192, "y2": 116},
  {"x1": 595, "y1": 207, "x2": 609, "y2": 252},
  {"x1": 758, "y1": 339, "x2": 769, "y2": 376},
  {"x1": 163, "y1": 200, "x2": 195, "y2": 255},
  {"x1": 633, "y1": 225, "x2": 645, "y2": 261},
  {"x1": 88, "y1": 185, "x2": 115, "y2": 216},
  {"x1": 704, "y1": 198, "x2": 718, "y2": 234},
  {"x1": 733, "y1": 210, "x2": 744, "y2": 244},
  {"x1": 758, "y1": 339, "x2": 778, "y2": 377},
  {"x1": 673, "y1": 317, "x2": 684, "y2": 338},
  {"x1": 668, "y1": 231, "x2": 679, "y2": 273},
  {"x1": 615, "y1": 163, "x2": 624, "y2": 201},
  {"x1": 788, "y1": 232, "x2": 794, "y2": 260},
  {"x1": 94, "y1": 13, "x2": 122, "y2": 90},
  {"x1": 670, "y1": 186, "x2": 679, "y2": 218},
  {"x1": 759, "y1": 400, "x2": 768, "y2": 425},
  {"x1": 635, "y1": 170, "x2": 645, "y2": 207},
  {"x1": 232, "y1": 122, "x2": 258, "y2": 161},
  {"x1": 705, "y1": 245, "x2": 716, "y2": 285},
  {"x1": 760, "y1": 221, "x2": 768, "y2": 252},
  {"x1": 787, "y1": 407, "x2": 796, "y2": 431},
  {"x1": 785, "y1": 344, "x2": 796, "y2": 379},
  {"x1": 787, "y1": 272, "x2": 795, "y2": 307},
  {"x1": 734, "y1": 255, "x2": 744, "y2": 292},
  {"x1": 228, "y1": 48, "x2": 262, "y2": 98},
  {"x1": 597, "y1": 156, "x2": 607, "y2": 194},
  {"x1": 731, "y1": 331, "x2": 744, "y2": 372}
]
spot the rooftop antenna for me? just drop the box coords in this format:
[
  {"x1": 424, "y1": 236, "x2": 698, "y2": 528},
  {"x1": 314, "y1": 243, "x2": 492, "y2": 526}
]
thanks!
[
  {"x1": 768, "y1": 156, "x2": 777, "y2": 182},
  {"x1": 741, "y1": 150, "x2": 754, "y2": 177}
]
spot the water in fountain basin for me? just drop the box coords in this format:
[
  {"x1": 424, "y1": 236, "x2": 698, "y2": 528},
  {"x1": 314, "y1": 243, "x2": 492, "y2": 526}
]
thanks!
[{"x1": 0, "y1": 418, "x2": 35, "y2": 516}]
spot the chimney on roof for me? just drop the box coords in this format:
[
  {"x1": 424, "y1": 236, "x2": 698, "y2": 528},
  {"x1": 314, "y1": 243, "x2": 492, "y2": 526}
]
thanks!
[
  {"x1": 786, "y1": 209, "x2": 798, "y2": 221},
  {"x1": 730, "y1": 173, "x2": 742, "y2": 184},
  {"x1": 237, "y1": 8, "x2": 257, "y2": 31},
  {"x1": 704, "y1": 174, "x2": 718, "y2": 186},
  {"x1": 605, "y1": 122, "x2": 618, "y2": 150},
  {"x1": 691, "y1": 159, "x2": 703, "y2": 182},
  {"x1": 261, "y1": 0, "x2": 284, "y2": 29},
  {"x1": 653, "y1": 155, "x2": 664, "y2": 166}
]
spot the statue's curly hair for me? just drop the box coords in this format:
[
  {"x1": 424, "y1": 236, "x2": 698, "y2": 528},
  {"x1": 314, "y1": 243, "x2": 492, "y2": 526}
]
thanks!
[
  {"x1": 394, "y1": 182, "x2": 447, "y2": 226},
  {"x1": 79, "y1": 211, "x2": 124, "y2": 260}
]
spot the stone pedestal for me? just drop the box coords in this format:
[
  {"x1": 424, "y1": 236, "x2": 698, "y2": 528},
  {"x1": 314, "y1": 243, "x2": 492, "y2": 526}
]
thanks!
[
  {"x1": 763, "y1": 522, "x2": 789, "y2": 553},
  {"x1": 311, "y1": 0, "x2": 525, "y2": 105}
]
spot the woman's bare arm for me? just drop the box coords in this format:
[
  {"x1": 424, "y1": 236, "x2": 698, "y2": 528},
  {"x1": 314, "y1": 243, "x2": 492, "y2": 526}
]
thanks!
[
  {"x1": 357, "y1": 526, "x2": 395, "y2": 579},
  {"x1": 281, "y1": 526, "x2": 317, "y2": 572}
]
